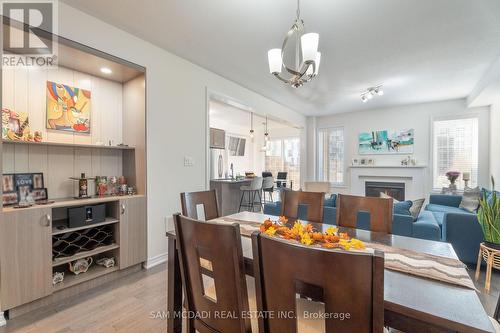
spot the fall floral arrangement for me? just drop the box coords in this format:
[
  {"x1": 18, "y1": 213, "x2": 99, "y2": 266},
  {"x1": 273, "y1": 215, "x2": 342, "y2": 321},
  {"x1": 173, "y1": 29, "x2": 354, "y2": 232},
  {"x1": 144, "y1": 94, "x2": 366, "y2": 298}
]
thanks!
[{"x1": 259, "y1": 216, "x2": 366, "y2": 251}]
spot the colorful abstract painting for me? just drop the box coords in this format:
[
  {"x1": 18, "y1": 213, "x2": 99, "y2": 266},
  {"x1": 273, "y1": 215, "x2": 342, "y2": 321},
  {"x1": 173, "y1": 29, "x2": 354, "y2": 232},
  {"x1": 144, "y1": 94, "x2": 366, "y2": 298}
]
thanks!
[
  {"x1": 46, "y1": 81, "x2": 91, "y2": 133},
  {"x1": 358, "y1": 129, "x2": 414, "y2": 154}
]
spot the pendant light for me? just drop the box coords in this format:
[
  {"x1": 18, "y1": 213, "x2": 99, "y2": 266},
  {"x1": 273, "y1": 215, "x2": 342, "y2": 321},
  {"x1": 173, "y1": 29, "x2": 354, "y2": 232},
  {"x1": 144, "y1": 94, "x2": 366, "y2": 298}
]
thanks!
[
  {"x1": 249, "y1": 112, "x2": 254, "y2": 139},
  {"x1": 267, "y1": 0, "x2": 321, "y2": 88},
  {"x1": 264, "y1": 116, "x2": 270, "y2": 142}
]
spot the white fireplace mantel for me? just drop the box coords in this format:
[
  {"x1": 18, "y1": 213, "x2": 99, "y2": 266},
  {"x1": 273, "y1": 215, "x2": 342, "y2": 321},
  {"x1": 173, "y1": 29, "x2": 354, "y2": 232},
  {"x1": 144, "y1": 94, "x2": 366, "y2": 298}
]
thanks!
[
  {"x1": 349, "y1": 165, "x2": 429, "y2": 200},
  {"x1": 349, "y1": 165, "x2": 428, "y2": 169}
]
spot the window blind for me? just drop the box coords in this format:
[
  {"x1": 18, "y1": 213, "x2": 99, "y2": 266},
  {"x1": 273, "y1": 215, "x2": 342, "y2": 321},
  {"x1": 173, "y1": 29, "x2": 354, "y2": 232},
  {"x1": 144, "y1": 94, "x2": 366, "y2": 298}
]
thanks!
[{"x1": 433, "y1": 117, "x2": 479, "y2": 189}]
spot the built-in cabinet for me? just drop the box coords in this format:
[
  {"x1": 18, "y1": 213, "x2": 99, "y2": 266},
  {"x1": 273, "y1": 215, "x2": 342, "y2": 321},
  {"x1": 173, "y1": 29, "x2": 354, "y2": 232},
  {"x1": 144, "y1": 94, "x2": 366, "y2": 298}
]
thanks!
[
  {"x1": 0, "y1": 208, "x2": 52, "y2": 309},
  {"x1": 0, "y1": 23, "x2": 147, "y2": 318},
  {"x1": 0, "y1": 195, "x2": 147, "y2": 313}
]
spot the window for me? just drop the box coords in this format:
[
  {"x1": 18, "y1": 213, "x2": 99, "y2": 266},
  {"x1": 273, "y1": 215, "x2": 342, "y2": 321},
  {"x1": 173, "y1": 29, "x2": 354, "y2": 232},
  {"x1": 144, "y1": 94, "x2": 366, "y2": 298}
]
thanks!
[
  {"x1": 433, "y1": 117, "x2": 479, "y2": 189},
  {"x1": 265, "y1": 138, "x2": 300, "y2": 189},
  {"x1": 317, "y1": 127, "x2": 345, "y2": 185}
]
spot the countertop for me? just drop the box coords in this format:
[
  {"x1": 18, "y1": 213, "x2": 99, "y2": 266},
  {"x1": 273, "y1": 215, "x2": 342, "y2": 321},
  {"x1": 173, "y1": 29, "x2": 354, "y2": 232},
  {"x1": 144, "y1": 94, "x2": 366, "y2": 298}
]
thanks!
[
  {"x1": 210, "y1": 178, "x2": 251, "y2": 183},
  {"x1": 2, "y1": 194, "x2": 146, "y2": 214}
]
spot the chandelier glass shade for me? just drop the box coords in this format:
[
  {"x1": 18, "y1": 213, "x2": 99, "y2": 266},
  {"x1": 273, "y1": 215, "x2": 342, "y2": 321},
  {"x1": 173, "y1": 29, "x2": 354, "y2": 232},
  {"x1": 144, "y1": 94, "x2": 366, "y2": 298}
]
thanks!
[{"x1": 267, "y1": 0, "x2": 321, "y2": 88}]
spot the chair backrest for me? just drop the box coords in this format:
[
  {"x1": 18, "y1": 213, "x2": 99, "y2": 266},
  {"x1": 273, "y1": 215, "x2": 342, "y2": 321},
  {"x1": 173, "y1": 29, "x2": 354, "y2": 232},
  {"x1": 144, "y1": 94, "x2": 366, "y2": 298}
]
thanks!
[
  {"x1": 281, "y1": 190, "x2": 325, "y2": 223},
  {"x1": 252, "y1": 232, "x2": 384, "y2": 333},
  {"x1": 262, "y1": 176, "x2": 274, "y2": 190},
  {"x1": 174, "y1": 214, "x2": 251, "y2": 333},
  {"x1": 336, "y1": 194, "x2": 393, "y2": 233},
  {"x1": 277, "y1": 172, "x2": 287, "y2": 180},
  {"x1": 303, "y1": 181, "x2": 331, "y2": 193},
  {"x1": 180, "y1": 190, "x2": 219, "y2": 221},
  {"x1": 262, "y1": 171, "x2": 273, "y2": 178},
  {"x1": 249, "y1": 176, "x2": 263, "y2": 190}
]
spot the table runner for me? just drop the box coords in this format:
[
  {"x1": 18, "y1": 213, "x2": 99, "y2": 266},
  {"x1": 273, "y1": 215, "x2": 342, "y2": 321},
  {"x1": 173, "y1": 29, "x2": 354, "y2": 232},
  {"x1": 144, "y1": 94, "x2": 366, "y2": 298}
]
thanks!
[{"x1": 214, "y1": 217, "x2": 475, "y2": 290}]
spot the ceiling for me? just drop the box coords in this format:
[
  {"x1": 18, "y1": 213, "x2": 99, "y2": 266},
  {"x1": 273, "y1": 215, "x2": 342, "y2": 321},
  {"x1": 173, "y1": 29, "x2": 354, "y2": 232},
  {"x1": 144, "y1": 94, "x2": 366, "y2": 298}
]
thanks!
[
  {"x1": 209, "y1": 100, "x2": 294, "y2": 136},
  {"x1": 62, "y1": 0, "x2": 500, "y2": 116}
]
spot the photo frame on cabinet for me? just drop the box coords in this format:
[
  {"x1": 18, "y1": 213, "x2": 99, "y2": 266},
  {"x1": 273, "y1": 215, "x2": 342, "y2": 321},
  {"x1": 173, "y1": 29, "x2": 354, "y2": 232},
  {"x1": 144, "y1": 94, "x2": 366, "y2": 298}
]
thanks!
[
  {"x1": 14, "y1": 173, "x2": 33, "y2": 189},
  {"x1": 2, "y1": 174, "x2": 15, "y2": 192},
  {"x1": 32, "y1": 173, "x2": 44, "y2": 189},
  {"x1": 32, "y1": 188, "x2": 48, "y2": 201},
  {"x1": 2, "y1": 191, "x2": 19, "y2": 206}
]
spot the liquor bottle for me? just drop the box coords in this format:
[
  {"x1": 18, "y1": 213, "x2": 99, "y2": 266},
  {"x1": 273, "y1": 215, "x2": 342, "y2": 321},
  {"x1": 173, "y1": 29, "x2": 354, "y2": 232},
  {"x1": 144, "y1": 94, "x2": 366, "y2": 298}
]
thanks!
[{"x1": 79, "y1": 173, "x2": 88, "y2": 198}]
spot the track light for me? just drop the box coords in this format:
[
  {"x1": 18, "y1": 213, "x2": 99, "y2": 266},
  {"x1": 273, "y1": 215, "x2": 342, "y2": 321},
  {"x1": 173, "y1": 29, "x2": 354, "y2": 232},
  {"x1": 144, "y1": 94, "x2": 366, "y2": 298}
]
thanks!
[{"x1": 360, "y1": 85, "x2": 384, "y2": 103}]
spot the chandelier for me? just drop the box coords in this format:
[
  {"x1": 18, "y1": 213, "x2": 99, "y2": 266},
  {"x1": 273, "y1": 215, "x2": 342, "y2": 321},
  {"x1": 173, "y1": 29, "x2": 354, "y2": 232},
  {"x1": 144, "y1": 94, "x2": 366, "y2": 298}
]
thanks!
[{"x1": 267, "y1": 0, "x2": 321, "y2": 88}]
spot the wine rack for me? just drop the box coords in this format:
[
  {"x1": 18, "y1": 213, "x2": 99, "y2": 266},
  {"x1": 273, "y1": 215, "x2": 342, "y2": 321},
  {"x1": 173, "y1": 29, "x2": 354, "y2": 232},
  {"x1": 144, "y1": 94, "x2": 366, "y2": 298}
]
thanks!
[{"x1": 52, "y1": 225, "x2": 115, "y2": 260}]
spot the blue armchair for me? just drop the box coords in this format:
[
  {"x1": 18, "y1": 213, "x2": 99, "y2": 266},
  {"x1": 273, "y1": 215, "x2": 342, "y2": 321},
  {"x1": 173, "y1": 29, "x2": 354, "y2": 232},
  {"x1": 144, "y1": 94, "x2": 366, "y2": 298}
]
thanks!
[{"x1": 426, "y1": 194, "x2": 484, "y2": 265}]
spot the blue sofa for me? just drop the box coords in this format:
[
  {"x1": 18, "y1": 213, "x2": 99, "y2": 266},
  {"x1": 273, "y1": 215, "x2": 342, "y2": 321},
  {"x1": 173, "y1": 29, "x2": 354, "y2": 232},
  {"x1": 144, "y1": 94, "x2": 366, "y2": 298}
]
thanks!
[
  {"x1": 425, "y1": 194, "x2": 483, "y2": 265},
  {"x1": 263, "y1": 195, "x2": 441, "y2": 241}
]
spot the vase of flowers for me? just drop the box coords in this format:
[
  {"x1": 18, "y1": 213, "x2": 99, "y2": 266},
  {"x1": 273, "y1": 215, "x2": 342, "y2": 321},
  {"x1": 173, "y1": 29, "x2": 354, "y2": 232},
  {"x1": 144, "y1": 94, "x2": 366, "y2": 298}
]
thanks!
[
  {"x1": 478, "y1": 177, "x2": 500, "y2": 249},
  {"x1": 445, "y1": 171, "x2": 460, "y2": 190}
]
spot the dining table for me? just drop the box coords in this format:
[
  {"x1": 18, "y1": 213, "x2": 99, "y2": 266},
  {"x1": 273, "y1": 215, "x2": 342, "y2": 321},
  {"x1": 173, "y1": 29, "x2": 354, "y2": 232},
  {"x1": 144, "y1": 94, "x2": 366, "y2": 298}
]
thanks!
[{"x1": 166, "y1": 211, "x2": 494, "y2": 333}]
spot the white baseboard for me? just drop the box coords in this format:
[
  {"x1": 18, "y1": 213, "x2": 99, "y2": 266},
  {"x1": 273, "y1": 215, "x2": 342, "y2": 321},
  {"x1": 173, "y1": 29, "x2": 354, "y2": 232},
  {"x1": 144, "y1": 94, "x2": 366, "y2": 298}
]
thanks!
[
  {"x1": 143, "y1": 252, "x2": 168, "y2": 269},
  {"x1": 0, "y1": 311, "x2": 6, "y2": 326}
]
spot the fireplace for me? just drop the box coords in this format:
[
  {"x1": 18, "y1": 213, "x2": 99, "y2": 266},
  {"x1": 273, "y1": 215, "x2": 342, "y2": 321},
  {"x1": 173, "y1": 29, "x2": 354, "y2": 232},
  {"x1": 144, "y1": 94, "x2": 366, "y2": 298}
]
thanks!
[{"x1": 365, "y1": 181, "x2": 405, "y2": 201}]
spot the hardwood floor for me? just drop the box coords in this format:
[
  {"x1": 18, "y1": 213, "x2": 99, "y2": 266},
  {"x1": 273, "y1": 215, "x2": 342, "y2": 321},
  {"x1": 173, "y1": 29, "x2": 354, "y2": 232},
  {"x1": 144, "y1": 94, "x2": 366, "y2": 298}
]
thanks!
[
  {"x1": 0, "y1": 262, "x2": 498, "y2": 333},
  {"x1": 0, "y1": 264, "x2": 167, "y2": 333}
]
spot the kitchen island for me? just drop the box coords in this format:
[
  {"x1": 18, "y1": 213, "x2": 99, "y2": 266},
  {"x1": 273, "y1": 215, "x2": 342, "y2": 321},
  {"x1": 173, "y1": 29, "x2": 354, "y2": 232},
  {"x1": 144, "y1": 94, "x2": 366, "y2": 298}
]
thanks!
[{"x1": 210, "y1": 179, "x2": 251, "y2": 216}]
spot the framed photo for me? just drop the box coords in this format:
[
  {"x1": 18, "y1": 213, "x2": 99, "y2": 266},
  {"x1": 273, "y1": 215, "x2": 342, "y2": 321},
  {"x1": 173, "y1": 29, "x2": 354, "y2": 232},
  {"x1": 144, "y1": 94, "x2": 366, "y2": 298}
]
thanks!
[
  {"x1": 2, "y1": 192, "x2": 19, "y2": 206},
  {"x1": 32, "y1": 173, "x2": 44, "y2": 189},
  {"x1": 17, "y1": 185, "x2": 32, "y2": 203},
  {"x1": 360, "y1": 158, "x2": 367, "y2": 165},
  {"x1": 352, "y1": 158, "x2": 359, "y2": 166},
  {"x1": 367, "y1": 158, "x2": 374, "y2": 165},
  {"x1": 2, "y1": 174, "x2": 15, "y2": 192},
  {"x1": 14, "y1": 174, "x2": 33, "y2": 189},
  {"x1": 32, "y1": 188, "x2": 48, "y2": 201}
]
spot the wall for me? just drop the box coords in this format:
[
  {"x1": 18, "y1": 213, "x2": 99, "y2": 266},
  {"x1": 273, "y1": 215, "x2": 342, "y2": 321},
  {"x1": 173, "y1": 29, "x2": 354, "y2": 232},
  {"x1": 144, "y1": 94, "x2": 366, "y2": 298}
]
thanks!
[
  {"x1": 307, "y1": 99, "x2": 490, "y2": 194},
  {"x1": 3, "y1": 66, "x2": 123, "y2": 145},
  {"x1": 491, "y1": 104, "x2": 500, "y2": 186},
  {"x1": 54, "y1": 3, "x2": 306, "y2": 265},
  {"x1": 2, "y1": 66, "x2": 124, "y2": 198}
]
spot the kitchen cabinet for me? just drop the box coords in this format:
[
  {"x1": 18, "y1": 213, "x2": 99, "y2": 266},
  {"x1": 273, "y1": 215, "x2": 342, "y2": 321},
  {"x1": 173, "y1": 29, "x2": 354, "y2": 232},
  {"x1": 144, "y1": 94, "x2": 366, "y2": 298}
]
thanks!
[{"x1": 210, "y1": 128, "x2": 226, "y2": 149}]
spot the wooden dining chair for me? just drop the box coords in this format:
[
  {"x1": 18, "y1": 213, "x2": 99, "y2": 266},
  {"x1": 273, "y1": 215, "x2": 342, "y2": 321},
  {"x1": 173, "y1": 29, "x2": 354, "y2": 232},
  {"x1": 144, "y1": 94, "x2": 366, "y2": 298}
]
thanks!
[
  {"x1": 173, "y1": 214, "x2": 251, "y2": 333},
  {"x1": 336, "y1": 194, "x2": 393, "y2": 233},
  {"x1": 252, "y1": 231, "x2": 385, "y2": 332},
  {"x1": 180, "y1": 189, "x2": 219, "y2": 221},
  {"x1": 281, "y1": 190, "x2": 325, "y2": 223}
]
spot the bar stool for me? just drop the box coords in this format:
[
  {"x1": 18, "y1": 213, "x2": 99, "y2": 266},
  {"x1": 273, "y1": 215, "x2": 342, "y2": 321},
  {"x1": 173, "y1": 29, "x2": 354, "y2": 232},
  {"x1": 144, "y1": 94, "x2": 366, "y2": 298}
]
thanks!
[
  {"x1": 262, "y1": 176, "x2": 274, "y2": 203},
  {"x1": 238, "y1": 177, "x2": 263, "y2": 212}
]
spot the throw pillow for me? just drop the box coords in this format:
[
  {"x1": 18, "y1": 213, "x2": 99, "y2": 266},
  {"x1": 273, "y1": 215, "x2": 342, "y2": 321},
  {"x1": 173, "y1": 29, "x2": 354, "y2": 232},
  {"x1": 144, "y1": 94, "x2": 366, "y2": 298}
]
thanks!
[
  {"x1": 324, "y1": 194, "x2": 337, "y2": 207},
  {"x1": 460, "y1": 187, "x2": 481, "y2": 212},
  {"x1": 409, "y1": 198, "x2": 425, "y2": 221},
  {"x1": 393, "y1": 200, "x2": 413, "y2": 216}
]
